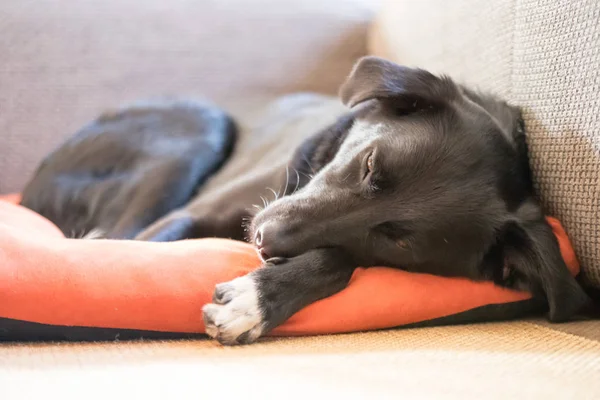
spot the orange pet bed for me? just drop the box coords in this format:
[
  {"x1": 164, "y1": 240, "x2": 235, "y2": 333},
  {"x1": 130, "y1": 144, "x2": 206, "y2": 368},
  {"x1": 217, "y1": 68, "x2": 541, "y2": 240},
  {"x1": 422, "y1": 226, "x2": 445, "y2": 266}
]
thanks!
[{"x1": 0, "y1": 194, "x2": 579, "y2": 341}]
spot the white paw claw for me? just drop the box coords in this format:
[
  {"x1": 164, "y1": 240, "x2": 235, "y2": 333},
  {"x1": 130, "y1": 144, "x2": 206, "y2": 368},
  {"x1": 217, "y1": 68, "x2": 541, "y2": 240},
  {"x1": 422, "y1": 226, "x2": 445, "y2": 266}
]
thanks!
[{"x1": 202, "y1": 275, "x2": 265, "y2": 345}]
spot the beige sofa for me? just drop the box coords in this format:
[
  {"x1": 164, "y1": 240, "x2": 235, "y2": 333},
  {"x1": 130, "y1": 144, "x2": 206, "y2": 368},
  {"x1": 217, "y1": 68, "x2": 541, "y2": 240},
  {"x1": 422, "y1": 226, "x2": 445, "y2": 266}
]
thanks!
[{"x1": 1, "y1": 0, "x2": 599, "y2": 398}]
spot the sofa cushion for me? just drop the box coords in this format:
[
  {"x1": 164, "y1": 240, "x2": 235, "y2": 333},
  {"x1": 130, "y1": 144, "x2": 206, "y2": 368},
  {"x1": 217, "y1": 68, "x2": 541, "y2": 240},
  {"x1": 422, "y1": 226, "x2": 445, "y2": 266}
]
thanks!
[
  {"x1": 370, "y1": 0, "x2": 600, "y2": 287},
  {"x1": 1, "y1": 196, "x2": 581, "y2": 341}
]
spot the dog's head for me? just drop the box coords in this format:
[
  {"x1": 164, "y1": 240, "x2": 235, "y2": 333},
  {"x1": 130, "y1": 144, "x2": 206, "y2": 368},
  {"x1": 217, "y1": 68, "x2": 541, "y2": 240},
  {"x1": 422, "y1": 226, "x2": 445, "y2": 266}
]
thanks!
[{"x1": 253, "y1": 56, "x2": 588, "y2": 321}]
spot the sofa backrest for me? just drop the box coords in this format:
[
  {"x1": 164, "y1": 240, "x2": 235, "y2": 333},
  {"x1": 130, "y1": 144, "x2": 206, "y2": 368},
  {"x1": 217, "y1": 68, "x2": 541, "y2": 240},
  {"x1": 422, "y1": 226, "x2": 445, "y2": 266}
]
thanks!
[
  {"x1": 369, "y1": 0, "x2": 600, "y2": 287},
  {"x1": 0, "y1": 0, "x2": 374, "y2": 194}
]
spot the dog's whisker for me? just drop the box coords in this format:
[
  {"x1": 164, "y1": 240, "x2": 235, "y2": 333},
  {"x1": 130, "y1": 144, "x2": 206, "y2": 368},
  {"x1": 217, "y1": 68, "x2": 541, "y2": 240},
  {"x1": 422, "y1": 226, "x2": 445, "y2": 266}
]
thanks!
[
  {"x1": 251, "y1": 204, "x2": 263, "y2": 211},
  {"x1": 302, "y1": 154, "x2": 316, "y2": 175},
  {"x1": 267, "y1": 187, "x2": 279, "y2": 201},
  {"x1": 298, "y1": 170, "x2": 311, "y2": 180},
  {"x1": 293, "y1": 168, "x2": 301, "y2": 195},
  {"x1": 284, "y1": 165, "x2": 290, "y2": 195},
  {"x1": 240, "y1": 216, "x2": 253, "y2": 240},
  {"x1": 260, "y1": 196, "x2": 267, "y2": 208}
]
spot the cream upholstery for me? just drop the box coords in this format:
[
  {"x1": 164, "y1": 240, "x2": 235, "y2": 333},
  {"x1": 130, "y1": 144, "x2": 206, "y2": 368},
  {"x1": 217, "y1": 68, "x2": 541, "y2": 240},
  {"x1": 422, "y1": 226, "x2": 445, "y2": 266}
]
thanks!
[
  {"x1": 3, "y1": 321, "x2": 600, "y2": 399},
  {"x1": 0, "y1": 0, "x2": 374, "y2": 194}
]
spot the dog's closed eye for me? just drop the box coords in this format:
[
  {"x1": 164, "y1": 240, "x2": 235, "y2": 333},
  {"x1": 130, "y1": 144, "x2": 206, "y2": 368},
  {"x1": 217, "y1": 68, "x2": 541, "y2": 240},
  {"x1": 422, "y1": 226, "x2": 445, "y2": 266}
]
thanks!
[
  {"x1": 366, "y1": 152, "x2": 374, "y2": 173},
  {"x1": 362, "y1": 150, "x2": 375, "y2": 181},
  {"x1": 361, "y1": 149, "x2": 384, "y2": 194}
]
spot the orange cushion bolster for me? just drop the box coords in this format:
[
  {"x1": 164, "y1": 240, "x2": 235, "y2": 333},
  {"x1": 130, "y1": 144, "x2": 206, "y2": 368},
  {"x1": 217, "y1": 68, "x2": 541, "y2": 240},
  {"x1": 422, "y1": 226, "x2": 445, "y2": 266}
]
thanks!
[{"x1": 0, "y1": 194, "x2": 579, "y2": 335}]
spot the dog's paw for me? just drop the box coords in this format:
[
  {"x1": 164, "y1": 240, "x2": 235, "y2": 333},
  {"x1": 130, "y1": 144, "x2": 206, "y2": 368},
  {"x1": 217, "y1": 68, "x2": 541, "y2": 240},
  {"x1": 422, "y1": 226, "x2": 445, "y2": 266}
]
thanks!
[{"x1": 202, "y1": 274, "x2": 265, "y2": 345}]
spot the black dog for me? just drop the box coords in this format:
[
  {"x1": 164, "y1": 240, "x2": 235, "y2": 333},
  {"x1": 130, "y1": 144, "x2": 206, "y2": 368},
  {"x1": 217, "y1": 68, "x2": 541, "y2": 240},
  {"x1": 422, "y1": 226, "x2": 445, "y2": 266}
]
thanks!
[{"x1": 21, "y1": 57, "x2": 590, "y2": 345}]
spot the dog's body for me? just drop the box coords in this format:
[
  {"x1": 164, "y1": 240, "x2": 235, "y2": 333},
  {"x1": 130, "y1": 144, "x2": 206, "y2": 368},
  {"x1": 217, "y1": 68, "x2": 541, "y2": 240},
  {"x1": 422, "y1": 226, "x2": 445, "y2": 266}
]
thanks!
[
  {"x1": 21, "y1": 100, "x2": 237, "y2": 240},
  {"x1": 21, "y1": 57, "x2": 590, "y2": 345},
  {"x1": 135, "y1": 93, "x2": 350, "y2": 243}
]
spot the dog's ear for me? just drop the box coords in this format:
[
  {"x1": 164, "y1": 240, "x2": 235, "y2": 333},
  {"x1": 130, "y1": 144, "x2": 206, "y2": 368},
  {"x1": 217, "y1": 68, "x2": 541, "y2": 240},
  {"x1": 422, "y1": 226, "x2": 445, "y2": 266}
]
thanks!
[
  {"x1": 339, "y1": 56, "x2": 458, "y2": 110},
  {"x1": 461, "y1": 88, "x2": 524, "y2": 144},
  {"x1": 501, "y1": 214, "x2": 590, "y2": 322},
  {"x1": 461, "y1": 88, "x2": 535, "y2": 191}
]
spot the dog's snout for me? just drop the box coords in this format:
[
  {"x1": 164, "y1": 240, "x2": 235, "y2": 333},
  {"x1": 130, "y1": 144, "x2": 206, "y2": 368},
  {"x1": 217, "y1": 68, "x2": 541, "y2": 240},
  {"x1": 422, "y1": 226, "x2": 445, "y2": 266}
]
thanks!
[
  {"x1": 254, "y1": 221, "x2": 296, "y2": 261},
  {"x1": 253, "y1": 196, "x2": 332, "y2": 260},
  {"x1": 254, "y1": 222, "x2": 277, "y2": 260}
]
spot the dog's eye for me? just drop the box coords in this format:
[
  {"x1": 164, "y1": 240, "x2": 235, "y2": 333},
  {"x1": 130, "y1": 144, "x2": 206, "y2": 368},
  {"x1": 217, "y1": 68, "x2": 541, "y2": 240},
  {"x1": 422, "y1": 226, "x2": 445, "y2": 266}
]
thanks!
[
  {"x1": 366, "y1": 153, "x2": 374, "y2": 172},
  {"x1": 363, "y1": 151, "x2": 375, "y2": 181}
]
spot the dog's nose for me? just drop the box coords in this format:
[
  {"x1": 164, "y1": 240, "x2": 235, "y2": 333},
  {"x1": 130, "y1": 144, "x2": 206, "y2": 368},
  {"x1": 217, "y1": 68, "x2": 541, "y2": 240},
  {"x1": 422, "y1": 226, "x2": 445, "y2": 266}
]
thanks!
[
  {"x1": 254, "y1": 220, "x2": 305, "y2": 261},
  {"x1": 254, "y1": 225, "x2": 264, "y2": 247},
  {"x1": 254, "y1": 224, "x2": 269, "y2": 260},
  {"x1": 254, "y1": 222, "x2": 282, "y2": 261}
]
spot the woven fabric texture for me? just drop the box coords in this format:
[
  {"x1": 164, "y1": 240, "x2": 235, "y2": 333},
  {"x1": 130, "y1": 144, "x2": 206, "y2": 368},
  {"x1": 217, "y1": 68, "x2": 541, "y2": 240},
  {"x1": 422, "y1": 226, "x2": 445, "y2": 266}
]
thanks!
[
  {"x1": 370, "y1": 0, "x2": 600, "y2": 286},
  {"x1": 2, "y1": 321, "x2": 600, "y2": 399}
]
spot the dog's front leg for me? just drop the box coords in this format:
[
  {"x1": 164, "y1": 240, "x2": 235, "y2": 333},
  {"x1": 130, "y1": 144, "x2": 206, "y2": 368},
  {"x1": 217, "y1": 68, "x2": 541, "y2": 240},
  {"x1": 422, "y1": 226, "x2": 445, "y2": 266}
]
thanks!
[{"x1": 202, "y1": 248, "x2": 356, "y2": 345}]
